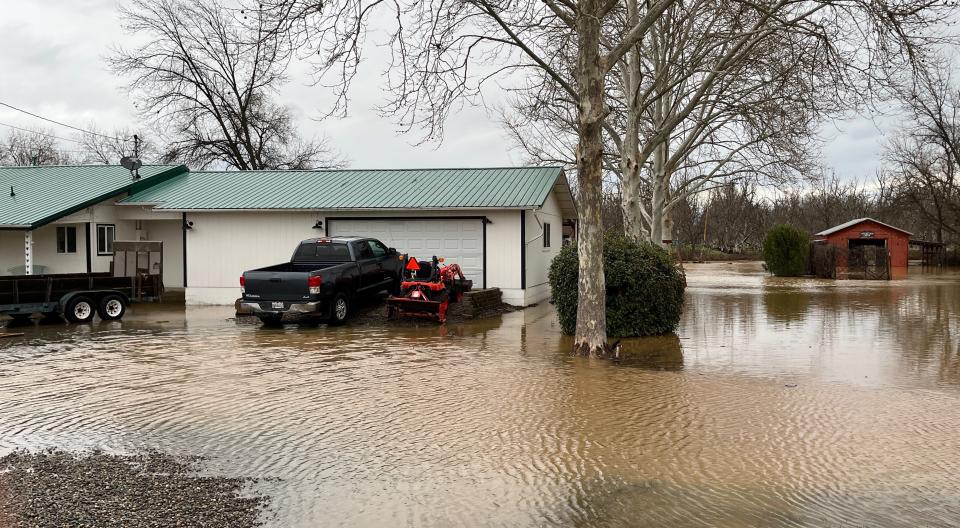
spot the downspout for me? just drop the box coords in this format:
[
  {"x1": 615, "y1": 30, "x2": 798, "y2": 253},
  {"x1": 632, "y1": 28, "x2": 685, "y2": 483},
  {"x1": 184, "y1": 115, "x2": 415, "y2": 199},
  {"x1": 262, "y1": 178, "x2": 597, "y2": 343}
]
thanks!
[
  {"x1": 525, "y1": 209, "x2": 546, "y2": 245},
  {"x1": 182, "y1": 213, "x2": 188, "y2": 288},
  {"x1": 519, "y1": 211, "x2": 526, "y2": 290}
]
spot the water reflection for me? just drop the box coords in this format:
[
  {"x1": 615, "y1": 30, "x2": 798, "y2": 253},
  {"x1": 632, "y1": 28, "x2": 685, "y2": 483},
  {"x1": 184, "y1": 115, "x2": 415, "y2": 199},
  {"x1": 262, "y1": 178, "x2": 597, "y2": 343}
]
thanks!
[
  {"x1": 1, "y1": 264, "x2": 959, "y2": 527},
  {"x1": 761, "y1": 285, "x2": 810, "y2": 324},
  {"x1": 682, "y1": 263, "x2": 960, "y2": 388},
  {"x1": 615, "y1": 334, "x2": 684, "y2": 371}
]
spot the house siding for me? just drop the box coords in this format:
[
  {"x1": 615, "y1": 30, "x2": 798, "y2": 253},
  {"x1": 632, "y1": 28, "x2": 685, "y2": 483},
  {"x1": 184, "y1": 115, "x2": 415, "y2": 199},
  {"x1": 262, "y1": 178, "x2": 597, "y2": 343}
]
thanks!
[{"x1": 522, "y1": 191, "x2": 563, "y2": 305}]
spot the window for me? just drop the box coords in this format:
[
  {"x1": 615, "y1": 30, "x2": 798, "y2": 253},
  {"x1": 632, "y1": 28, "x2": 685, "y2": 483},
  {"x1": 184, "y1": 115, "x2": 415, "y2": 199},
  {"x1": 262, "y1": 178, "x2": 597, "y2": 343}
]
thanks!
[
  {"x1": 97, "y1": 224, "x2": 115, "y2": 256},
  {"x1": 294, "y1": 242, "x2": 352, "y2": 262},
  {"x1": 354, "y1": 242, "x2": 375, "y2": 259},
  {"x1": 367, "y1": 240, "x2": 388, "y2": 257},
  {"x1": 543, "y1": 222, "x2": 551, "y2": 248},
  {"x1": 295, "y1": 243, "x2": 318, "y2": 259},
  {"x1": 56, "y1": 226, "x2": 77, "y2": 254}
]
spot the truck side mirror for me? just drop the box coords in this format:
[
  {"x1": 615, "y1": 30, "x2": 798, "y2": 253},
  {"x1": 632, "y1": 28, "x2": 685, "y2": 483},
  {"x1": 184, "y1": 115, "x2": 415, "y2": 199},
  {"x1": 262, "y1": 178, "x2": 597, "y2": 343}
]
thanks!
[{"x1": 389, "y1": 247, "x2": 397, "y2": 254}]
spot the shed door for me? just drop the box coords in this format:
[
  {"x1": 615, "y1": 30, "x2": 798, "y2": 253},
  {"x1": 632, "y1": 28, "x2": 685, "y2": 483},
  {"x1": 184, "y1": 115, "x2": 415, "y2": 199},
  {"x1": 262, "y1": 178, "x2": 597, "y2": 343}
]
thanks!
[{"x1": 327, "y1": 218, "x2": 484, "y2": 287}]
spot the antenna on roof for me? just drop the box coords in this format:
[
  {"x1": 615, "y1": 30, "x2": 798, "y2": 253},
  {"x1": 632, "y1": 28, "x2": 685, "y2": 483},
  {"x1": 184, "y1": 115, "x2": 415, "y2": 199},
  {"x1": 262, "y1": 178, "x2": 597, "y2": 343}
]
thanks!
[{"x1": 120, "y1": 155, "x2": 142, "y2": 180}]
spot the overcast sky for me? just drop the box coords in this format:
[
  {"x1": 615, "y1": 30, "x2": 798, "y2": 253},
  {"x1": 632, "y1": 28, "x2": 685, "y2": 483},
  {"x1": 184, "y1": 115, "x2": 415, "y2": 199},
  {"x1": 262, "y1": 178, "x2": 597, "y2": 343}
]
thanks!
[{"x1": 0, "y1": 0, "x2": 894, "y2": 178}]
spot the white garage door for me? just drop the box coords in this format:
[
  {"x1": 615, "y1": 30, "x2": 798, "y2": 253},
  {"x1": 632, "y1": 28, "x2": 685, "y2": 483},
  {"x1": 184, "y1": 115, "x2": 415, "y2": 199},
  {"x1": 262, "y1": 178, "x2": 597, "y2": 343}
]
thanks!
[{"x1": 328, "y1": 218, "x2": 484, "y2": 287}]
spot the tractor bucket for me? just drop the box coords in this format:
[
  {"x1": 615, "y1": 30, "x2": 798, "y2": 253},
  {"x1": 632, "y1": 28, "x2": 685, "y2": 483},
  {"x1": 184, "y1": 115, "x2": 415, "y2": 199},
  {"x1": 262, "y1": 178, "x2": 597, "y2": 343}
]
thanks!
[{"x1": 387, "y1": 296, "x2": 442, "y2": 315}]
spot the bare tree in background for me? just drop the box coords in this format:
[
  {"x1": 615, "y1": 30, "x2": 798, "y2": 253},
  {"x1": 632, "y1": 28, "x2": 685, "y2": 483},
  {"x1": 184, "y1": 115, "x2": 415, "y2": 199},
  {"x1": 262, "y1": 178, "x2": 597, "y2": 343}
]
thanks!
[
  {"x1": 109, "y1": 0, "x2": 342, "y2": 170},
  {"x1": 0, "y1": 129, "x2": 75, "y2": 166},
  {"x1": 78, "y1": 127, "x2": 158, "y2": 165},
  {"x1": 506, "y1": 0, "x2": 950, "y2": 246},
  {"x1": 884, "y1": 57, "x2": 960, "y2": 243}
]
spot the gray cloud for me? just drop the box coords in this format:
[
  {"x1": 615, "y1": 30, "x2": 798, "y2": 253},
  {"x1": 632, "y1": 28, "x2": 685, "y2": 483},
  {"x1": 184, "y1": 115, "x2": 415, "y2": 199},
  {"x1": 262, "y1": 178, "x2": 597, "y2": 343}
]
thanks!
[{"x1": 0, "y1": 0, "x2": 889, "y2": 175}]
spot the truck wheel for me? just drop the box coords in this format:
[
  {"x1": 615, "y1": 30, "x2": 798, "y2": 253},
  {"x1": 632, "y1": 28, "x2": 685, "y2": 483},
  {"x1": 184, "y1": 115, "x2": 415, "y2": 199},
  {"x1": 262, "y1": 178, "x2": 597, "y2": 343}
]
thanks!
[
  {"x1": 329, "y1": 293, "x2": 349, "y2": 325},
  {"x1": 97, "y1": 295, "x2": 126, "y2": 321},
  {"x1": 65, "y1": 296, "x2": 96, "y2": 324}
]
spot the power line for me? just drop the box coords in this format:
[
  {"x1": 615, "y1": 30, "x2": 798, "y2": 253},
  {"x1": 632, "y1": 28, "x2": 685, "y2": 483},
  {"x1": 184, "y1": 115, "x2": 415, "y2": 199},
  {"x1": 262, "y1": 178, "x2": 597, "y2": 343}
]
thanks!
[
  {"x1": 0, "y1": 121, "x2": 86, "y2": 144},
  {"x1": 0, "y1": 101, "x2": 125, "y2": 141}
]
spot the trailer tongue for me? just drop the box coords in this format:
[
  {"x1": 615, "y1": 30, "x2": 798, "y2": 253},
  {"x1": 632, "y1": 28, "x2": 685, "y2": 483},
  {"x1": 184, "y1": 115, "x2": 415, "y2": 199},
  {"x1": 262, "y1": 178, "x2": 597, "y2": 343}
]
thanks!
[{"x1": 386, "y1": 256, "x2": 472, "y2": 323}]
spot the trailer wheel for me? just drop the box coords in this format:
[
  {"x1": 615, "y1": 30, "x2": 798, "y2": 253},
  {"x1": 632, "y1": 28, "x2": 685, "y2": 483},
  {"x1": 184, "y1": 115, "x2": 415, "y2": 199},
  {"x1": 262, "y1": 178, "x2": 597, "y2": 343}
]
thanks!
[
  {"x1": 97, "y1": 295, "x2": 127, "y2": 321},
  {"x1": 328, "y1": 293, "x2": 349, "y2": 325},
  {"x1": 65, "y1": 296, "x2": 96, "y2": 324}
]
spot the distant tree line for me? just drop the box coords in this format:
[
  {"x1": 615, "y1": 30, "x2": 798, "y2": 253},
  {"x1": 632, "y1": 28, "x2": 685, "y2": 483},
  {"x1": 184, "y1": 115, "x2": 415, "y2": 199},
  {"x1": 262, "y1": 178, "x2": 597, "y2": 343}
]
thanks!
[{"x1": 613, "y1": 172, "x2": 959, "y2": 258}]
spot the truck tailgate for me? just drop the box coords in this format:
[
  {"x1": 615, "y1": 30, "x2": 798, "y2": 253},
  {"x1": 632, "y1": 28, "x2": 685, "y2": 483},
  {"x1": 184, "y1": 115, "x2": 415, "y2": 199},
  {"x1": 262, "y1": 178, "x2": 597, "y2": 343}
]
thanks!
[{"x1": 243, "y1": 271, "x2": 312, "y2": 302}]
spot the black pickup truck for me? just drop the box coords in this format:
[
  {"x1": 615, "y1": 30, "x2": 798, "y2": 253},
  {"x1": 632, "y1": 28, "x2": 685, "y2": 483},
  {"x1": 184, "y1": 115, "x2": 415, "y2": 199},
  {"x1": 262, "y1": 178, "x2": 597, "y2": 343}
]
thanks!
[{"x1": 240, "y1": 237, "x2": 403, "y2": 325}]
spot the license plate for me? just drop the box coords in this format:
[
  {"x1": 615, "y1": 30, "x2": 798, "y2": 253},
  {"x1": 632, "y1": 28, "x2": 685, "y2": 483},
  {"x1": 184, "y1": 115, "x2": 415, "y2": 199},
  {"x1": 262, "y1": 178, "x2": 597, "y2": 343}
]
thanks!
[{"x1": 271, "y1": 302, "x2": 284, "y2": 309}]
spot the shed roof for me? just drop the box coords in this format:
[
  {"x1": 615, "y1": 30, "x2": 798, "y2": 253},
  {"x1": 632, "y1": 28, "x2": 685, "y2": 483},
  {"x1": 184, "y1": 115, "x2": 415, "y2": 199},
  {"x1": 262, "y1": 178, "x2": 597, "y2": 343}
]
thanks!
[
  {"x1": 814, "y1": 218, "x2": 913, "y2": 237},
  {"x1": 0, "y1": 164, "x2": 188, "y2": 229},
  {"x1": 122, "y1": 167, "x2": 576, "y2": 217}
]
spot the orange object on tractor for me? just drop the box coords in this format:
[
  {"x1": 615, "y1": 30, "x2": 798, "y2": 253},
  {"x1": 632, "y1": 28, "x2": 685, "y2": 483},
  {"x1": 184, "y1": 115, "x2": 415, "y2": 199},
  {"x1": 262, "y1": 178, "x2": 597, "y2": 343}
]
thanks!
[{"x1": 386, "y1": 255, "x2": 472, "y2": 323}]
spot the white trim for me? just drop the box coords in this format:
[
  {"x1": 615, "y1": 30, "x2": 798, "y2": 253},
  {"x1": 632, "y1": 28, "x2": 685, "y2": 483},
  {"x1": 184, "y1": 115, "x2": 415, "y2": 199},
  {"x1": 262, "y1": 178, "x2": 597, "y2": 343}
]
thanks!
[{"x1": 814, "y1": 218, "x2": 913, "y2": 237}]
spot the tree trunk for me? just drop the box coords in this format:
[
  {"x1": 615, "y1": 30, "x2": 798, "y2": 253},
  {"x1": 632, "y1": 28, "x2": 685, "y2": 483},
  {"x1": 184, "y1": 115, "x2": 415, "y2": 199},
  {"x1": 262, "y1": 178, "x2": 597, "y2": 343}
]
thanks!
[
  {"x1": 621, "y1": 125, "x2": 645, "y2": 241},
  {"x1": 620, "y1": 0, "x2": 645, "y2": 243},
  {"x1": 649, "y1": 143, "x2": 667, "y2": 245},
  {"x1": 573, "y1": 0, "x2": 608, "y2": 357}
]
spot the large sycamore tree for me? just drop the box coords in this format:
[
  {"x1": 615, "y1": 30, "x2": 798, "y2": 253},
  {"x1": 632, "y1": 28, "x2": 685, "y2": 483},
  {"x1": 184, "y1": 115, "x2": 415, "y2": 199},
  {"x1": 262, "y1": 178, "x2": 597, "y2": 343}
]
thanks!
[
  {"x1": 260, "y1": 0, "x2": 953, "y2": 355},
  {"x1": 505, "y1": 0, "x2": 953, "y2": 246}
]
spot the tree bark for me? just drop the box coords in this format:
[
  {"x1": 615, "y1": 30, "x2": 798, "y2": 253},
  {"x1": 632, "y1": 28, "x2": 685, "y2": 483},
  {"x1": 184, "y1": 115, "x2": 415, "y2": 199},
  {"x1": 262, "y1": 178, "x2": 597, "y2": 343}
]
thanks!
[
  {"x1": 620, "y1": 0, "x2": 646, "y2": 243},
  {"x1": 649, "y1": 140, "x2": 668, "y2": 245},
  {"x1": 573, "y1": 0, "x2": 608, "y2": 357}
]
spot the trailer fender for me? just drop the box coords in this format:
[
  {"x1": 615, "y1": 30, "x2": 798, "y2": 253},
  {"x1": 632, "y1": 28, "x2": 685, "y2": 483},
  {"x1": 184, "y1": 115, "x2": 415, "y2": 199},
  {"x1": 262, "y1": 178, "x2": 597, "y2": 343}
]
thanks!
[{"x1": 59, "y1": 290, "x2": 131, "y2": 312}]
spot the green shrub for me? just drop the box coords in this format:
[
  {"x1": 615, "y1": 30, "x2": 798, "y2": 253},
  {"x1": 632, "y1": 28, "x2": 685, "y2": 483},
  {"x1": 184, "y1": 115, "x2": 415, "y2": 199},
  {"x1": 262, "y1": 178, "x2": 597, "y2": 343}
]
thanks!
[
  {"x1": 762, "y1": 224, "x2": 809, "y2": 276},
  {"x1": 548, "y1": 235, "x2": 686, "y2": 337}
]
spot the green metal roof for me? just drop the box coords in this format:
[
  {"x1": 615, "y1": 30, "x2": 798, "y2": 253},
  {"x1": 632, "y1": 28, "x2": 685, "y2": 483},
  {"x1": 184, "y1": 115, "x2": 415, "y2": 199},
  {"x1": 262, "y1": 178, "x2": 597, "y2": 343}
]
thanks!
[
  {"x1": 122, "y1": 167, "x2": 574, "y2": 214},
  {"x1": 0, "y1": 165, "x2": 189, "y2": 229}
]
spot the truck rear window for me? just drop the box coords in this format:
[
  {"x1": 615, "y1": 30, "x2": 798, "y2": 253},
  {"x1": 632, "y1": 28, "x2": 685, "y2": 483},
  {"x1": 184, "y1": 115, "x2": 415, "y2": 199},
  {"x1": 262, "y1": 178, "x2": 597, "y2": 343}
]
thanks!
[{"x1": 294, "y1": 242, "x2": 351, "y2": 261}]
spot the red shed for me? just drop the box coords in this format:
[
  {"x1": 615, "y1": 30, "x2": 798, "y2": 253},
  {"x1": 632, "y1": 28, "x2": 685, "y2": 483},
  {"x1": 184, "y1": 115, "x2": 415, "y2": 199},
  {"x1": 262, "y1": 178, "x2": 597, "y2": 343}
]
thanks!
[{"x1": 813, "y1": 218, "x2": 911, "y2": 279}]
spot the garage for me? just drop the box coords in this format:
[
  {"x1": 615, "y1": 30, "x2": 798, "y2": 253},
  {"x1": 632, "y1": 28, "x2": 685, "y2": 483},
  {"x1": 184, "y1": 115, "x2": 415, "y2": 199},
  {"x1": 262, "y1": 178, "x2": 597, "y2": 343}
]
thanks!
[
  {"x1": 327, "y1": 217, "x2": 486, "y2": 288},
  {"x1": 120, "y1": 166, "x2": 577, "y2": 305}
]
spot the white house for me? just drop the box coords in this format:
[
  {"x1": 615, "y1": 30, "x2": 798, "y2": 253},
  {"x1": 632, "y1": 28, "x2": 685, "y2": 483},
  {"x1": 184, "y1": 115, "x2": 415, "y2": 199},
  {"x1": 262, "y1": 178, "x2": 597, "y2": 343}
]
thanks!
[
  {"x1": 0, "y1": 164, "x2": 189, "y2": 286},
  {"x1": 2, "y1": 165, "x2": 576, "y2": 307}
]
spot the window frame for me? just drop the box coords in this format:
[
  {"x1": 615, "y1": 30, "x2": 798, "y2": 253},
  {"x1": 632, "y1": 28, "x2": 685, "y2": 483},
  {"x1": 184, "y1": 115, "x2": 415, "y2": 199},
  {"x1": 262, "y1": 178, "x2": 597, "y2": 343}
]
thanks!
[
  {"x1": 57, "y1": 226, "x2": 77, "y2": 254},
  {"x1": 96, "y1": 223, "x2": 116, "y2": 256},
  {"x1": 543, "y1": 222, "x2": 552, "y2": 248}
]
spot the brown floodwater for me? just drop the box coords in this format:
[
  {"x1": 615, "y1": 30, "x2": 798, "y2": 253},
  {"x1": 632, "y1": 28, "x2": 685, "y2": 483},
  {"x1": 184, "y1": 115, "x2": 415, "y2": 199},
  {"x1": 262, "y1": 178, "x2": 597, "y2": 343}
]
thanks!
[{"x1": 2, "y1": 262, "x2": 959, "y2": 527}]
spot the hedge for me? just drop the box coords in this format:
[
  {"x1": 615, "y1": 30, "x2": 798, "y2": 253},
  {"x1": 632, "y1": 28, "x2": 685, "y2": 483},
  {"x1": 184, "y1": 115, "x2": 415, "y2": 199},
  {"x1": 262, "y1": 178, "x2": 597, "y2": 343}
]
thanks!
[
  {"x1": 548, "y1": 235, "x2": 686, "y2": 337},
  {"x1": 762, "y1": 224, "x2": 809, "y2": 277}
]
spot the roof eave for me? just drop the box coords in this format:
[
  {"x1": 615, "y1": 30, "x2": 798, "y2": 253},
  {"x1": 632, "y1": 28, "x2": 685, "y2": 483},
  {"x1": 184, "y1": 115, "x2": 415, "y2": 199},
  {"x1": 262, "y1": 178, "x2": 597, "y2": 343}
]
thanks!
[{"x1": 537, "y1": 169, "x2": 577, "y2": 220}]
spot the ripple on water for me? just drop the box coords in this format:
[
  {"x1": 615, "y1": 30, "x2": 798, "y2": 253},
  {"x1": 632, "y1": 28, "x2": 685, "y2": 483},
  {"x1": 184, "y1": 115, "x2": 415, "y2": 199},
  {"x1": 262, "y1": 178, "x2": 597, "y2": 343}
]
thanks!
[{"x1": 1, "y1": 265, "x2": 960, "y2": 526}]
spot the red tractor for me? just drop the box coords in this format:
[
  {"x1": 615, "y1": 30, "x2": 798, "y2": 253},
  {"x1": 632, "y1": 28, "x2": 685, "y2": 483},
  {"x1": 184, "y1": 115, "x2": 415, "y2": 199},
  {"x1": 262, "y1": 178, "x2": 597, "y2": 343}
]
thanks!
[{"x1": 386, "y1": 255, "x2": 472, "y2": 323}]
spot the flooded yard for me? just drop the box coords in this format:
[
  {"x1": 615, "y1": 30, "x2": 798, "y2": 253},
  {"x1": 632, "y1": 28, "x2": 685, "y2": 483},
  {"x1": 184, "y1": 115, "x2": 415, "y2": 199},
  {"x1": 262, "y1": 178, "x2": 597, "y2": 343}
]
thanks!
[{"x1": 2, "y1": 262, "x2": 959, "y2": 527}]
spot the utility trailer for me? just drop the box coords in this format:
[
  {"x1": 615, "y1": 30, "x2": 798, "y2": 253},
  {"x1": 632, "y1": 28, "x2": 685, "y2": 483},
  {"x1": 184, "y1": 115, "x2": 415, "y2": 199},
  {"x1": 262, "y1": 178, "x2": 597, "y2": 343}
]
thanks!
[{"x1": 0, "y1": 273, "x2": 152, "y2": 324}]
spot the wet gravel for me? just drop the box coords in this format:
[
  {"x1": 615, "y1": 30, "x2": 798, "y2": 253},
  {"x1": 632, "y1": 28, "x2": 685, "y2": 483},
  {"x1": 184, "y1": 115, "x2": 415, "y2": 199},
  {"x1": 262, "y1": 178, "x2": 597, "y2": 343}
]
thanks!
[{"x1": 0, "y1": 450, "x2": 270, "y2": 528}]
